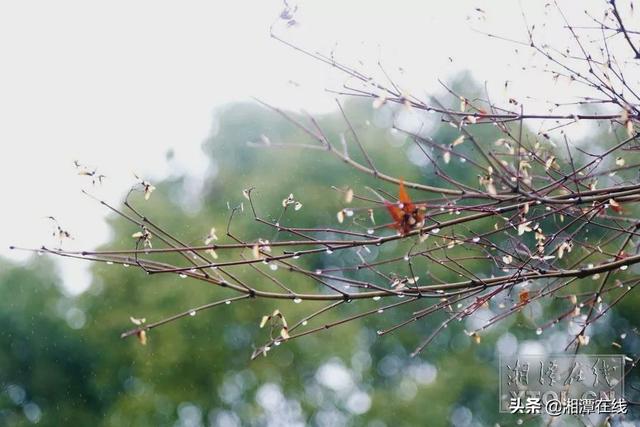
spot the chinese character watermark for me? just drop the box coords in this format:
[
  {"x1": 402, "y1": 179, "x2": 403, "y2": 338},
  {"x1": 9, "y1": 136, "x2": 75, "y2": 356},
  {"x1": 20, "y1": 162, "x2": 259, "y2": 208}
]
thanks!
[{"x1": 500, "y1": 354, "x2": 626, "y2": 416}]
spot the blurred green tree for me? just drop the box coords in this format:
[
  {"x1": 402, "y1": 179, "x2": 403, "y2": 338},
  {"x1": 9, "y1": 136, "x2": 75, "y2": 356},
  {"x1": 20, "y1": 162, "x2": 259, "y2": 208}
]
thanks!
[{"x1": 4, "y1": 95, "x2": 640, "y2": 426}]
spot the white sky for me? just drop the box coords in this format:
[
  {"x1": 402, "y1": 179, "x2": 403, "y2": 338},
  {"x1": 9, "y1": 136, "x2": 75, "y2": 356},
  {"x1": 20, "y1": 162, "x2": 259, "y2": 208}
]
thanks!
[{"x1": 0, "y1": 0, "x2": 621, "y2": 293}]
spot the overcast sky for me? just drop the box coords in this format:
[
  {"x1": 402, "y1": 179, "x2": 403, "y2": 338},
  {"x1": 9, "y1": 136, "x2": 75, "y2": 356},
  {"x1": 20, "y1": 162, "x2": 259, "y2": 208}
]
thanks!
[{"x1": 0, "y1": 0, "x2": 618, "y2": 293}]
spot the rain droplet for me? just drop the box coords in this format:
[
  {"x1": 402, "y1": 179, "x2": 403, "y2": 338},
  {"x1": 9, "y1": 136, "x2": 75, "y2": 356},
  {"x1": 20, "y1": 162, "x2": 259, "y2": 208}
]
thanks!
[
  {"x1": 189, "y1": 268, "x2": 196, "y2": 273},
  {"x1": 189, "y1": 310, "x2": 197, "y2": 317},
  {"x1": 225, "y1": 300, "x2": 231, "y2": 305},
  {"x1": 377, "y1": 309, "x2": 384, "y2": 314},
  {"x1": 367, "y1": 229, "x2": 374, "y2": 235},
  {"x1": 326, "y1": 249, "x2": 333, "y2": 254},
  {"x1": 344, "y1": 209, "x2": 354, "y2": 217},
  {"x1": 123, "y1": 263, "x2": 130, "y2": 268},
  {"x1": 106, "y1": 261, "x2": 114, "y2": 265},
  {"x1": 293, "y1": 298, "x2": 302, "y2": 304},
  {"x1": 620, "y1": 265, "x2": 628, "y2": 271},
  {"x1": 293, "y1": 253, "x2": 300, "y2": 259},
  {"x1": 269, "y1": 263, "x2": 278, "y2": 271},
  {"x1": 179, "y1": 273, "x2": 187, "y2": 278},
  {"x1": 372, "y1": 296, "x2": 381, "y2": 301},
  {"x1": 376, "y1": 330, "x2": 383, "y2": 335},
  {"x1": 432, "y1": 228, "x2": 440, "y2": 234},
  {"x1": 403, "y1": 255, "x2": 410, "y2": 261},
  {"x1": 274, "y1": 340, "x2": 281, "y2": 346},
  {"x1": 315, "y1": 269, "x2": 322, "y2": 275},
  {"x1": 472, "y1": 237, "x2": 480, "y2": 243},
  {"x1": 37, "y1": 251, "x2": 44, "y2": 256},
  {"x1": 536, "y1": 328, "x2": 543, "y2": 335},
  {"x1": 397, "y1": 293, "x2": 405, "y2": 298},
  {"x1": 301, "y1": 320, "x2": 308, "y2": 326}
]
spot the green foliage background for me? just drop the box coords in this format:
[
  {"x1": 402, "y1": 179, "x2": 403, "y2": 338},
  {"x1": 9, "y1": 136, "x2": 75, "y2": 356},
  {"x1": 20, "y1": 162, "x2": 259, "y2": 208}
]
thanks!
[{"x1": 1, "y1": 97, "x2": 638, "y2": 426}]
